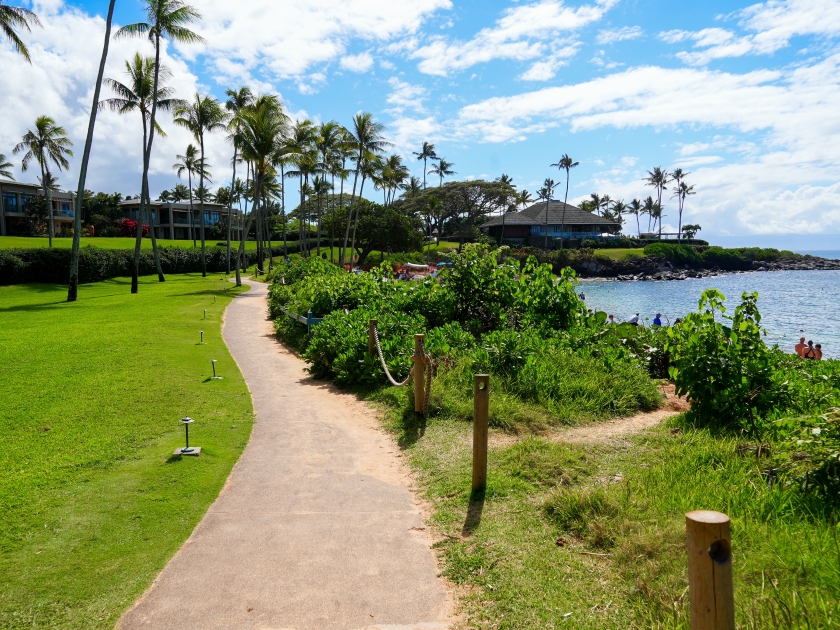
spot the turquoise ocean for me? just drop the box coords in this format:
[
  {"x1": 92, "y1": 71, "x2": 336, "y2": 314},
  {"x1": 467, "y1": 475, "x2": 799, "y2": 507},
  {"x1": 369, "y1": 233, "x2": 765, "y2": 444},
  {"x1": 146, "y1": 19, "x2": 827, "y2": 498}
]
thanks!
[{"x1": 580, "y1": 269, "x2": 840, "y2": 359}]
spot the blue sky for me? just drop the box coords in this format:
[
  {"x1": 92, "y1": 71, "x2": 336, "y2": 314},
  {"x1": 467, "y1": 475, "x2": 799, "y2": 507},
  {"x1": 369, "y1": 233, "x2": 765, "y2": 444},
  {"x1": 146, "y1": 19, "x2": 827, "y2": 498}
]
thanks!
[{"x1": 3, "y1": 0, "x2": 840, "y2": 246}]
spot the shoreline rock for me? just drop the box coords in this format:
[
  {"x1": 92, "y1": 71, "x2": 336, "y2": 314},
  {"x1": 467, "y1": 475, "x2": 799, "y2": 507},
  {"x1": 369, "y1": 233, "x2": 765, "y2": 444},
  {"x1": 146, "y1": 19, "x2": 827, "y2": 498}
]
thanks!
[{"x1": 574, "y1": 255, "x2": 840, "y2": 281}]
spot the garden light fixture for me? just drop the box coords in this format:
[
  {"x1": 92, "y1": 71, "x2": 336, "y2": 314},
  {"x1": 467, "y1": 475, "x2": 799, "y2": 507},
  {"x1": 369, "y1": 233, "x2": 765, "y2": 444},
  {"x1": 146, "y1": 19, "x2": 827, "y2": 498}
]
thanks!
[
  {"x1": 204, "y1": 309, "x2": 207, "y2": 319},
  {"x1": 175, "y1": 417, "x2": 200, "y2": 456},
  {"x1": 210, "y1": 359, "x2": 221, "y2": 379},
  {"x1": 200, "y1": 330, "x2": 204, "y2": 344}
]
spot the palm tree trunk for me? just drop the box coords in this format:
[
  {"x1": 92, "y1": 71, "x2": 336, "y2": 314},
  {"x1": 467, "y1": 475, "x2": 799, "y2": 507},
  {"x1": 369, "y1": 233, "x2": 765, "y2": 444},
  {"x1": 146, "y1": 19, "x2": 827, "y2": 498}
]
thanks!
[
  {"x1": 636, "y1": 212, "x2": 641, "y2": 238},
  {"x1": 543, "y1": 196, "x2": 549, "y2": 249},
  {"x1": 341, "y1": 165, "x2": 361, "y2": 266},
  {"x1": 500, "y1": 208, "x2": 506, "y2": 245},
  {"x1": 40, "y1": 159, "x2": 53, "y2": 247},
  {"x1": 227, "y1": 147, "x2": 237, "y2": 274},
  {"x1": 316, "y1": 189, "x2": 322, "y2": 256},
  {"x1": 349, "y1": 175, "x2": 366, "y2": 269},
  {"x1": 281, "y1": 163, "x2": 287, "y2": 257},
  {"x1": 187, "y1": 172, "x2": 195, "y2": 248},
  {"x1": 68, "y1": 0, "x2": 115, "y2": 302},
  {"x1": 132, "y1": 124, "x2": 148, "y2": 294},
  {"x1": 147, "y1": 178, "x2": 164, "y2": 281},
  {"x1": 199, "y1": 135, "x2": 207, "y2": 277},
  {"x1": 235, "y1": 171, "x2": 262, "y2": 287},
  {"x1": 560, "y1": 172, "x2": 570, "y2": 250}
]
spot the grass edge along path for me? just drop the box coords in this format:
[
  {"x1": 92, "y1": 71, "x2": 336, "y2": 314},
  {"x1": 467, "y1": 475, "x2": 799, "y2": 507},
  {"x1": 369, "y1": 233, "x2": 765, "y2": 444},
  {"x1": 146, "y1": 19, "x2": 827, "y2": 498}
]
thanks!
[{"x1": 0, "y1": 274, "x2": 254, "y2": 630}]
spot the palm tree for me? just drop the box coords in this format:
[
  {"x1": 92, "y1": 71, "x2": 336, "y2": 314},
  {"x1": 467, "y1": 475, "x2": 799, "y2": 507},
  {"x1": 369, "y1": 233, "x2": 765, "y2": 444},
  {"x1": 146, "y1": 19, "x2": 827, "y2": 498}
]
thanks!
[
  {"x1": 311, "y1": 175, "x2": 332, "y2": 255},
  {"x1": 588, "y1": 192, "x2": 602, "y2": 216},
  {"x1": 100, "y1": 53, "x2": 181, "y2": 283},
  {"x1": 424, "y1": 194, "x2": 441, "y2": 262},
  {"x1": 118, "y1": 0, "x2": 204, "y2": 291},
  {"x1": 403, "y1": 176, "x2": 422, "y2": 197},
  {"x1": 224, "y1": 86, "x2": 254, "y2": 273},
  {"x1": 235, "y1": 95, "x2": 287, "y2": 286},
  {"x1": 608, "y1": 199, "x2": 626, "y2": 227},
  {"x1": 0, "y1": 153, "x2": 14, "y2": 179},
  {"x1": 429, "y1": 158, "x2": 455, "y2": 188},
  {"x1": 550, "y1": 154, "x2": 579, "y2": 250},
  {"x1": 317, "y1": 120, "x2": 342, "y2": 254},
  {"x1": 13, "y1": 116, "x2": 74, "y2": 247},
  {"x1": 644, "y1": 166, "x2": 670, "y2": 240},
  {"x1": 539, "y1": 177, "x2": 556, "y2": 249},
  {"x1": 69, "y1": 0, "x2": 116, "y2": 302},
  {"x1": 341, "y1": 113, "x2": 389, "y2": 266},
  {"x1": 642, "y1": 196, "x2": 656, "y2": 232},
  {"x1": 628, "y1": 198, "x2": 643, "y2": 238},
  {"x1": 174, "y1": 93, "x2": 228, "y2": 276},
  {"x1": 413, "y1": 141, "x2": 437, "y2": 189},
  {"x1": 673, "y1": 180, "x2": 696, "y2": 242},
  {"x1": 516, "y1": 189, "x2": 532, "y2": 209},
  {"x1": 173, "y1": 144, "x2": 210, "y2": 247},
  {"x1": 1, "y1": 0, "x2": 41, "y2": 63}
]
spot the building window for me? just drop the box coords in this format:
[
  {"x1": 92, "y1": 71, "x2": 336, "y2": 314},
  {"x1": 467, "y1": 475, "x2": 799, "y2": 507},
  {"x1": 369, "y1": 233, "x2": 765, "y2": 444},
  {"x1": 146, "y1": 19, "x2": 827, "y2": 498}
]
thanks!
[
  {"x1": 2, "y1": 192, "x2": 18, "y2": 213},
  {"x1": 21, "y1": 194, "x2": 34, "y2": 210}
]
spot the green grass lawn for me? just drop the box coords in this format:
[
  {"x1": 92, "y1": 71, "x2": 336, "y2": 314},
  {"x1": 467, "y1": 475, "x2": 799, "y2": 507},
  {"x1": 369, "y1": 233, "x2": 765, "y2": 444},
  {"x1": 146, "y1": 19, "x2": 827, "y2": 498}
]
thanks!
[
  {"x1": 0, "y1": 235, "x2": 274, "y2": 250},
  {"x1": 593, "y1": 247, "x2": 646, "y2": 261},
  {"x1": 0, "y1": 275, "x2": 253, "y2": 629},
  {"x1": 373, "y1": 386, "x2": 840, "y2": 629}
]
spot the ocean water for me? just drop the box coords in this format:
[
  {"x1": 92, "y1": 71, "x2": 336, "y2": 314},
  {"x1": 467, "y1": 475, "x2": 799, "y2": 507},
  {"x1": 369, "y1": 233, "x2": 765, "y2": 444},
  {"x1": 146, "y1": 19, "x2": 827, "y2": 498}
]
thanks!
[
  {"x1": 579, "y1": 270, "x2": 840, "y2": 359},
  {"x1": 796, "y1": 250, "x2": 840, "y2": 260}
]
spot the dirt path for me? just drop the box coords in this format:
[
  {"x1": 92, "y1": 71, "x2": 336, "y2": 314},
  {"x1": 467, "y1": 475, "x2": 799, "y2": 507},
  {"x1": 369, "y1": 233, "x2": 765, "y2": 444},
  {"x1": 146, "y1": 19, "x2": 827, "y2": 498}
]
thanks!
[{"x1": 119, "y1": 280, "x2": 453, "y2": 630}]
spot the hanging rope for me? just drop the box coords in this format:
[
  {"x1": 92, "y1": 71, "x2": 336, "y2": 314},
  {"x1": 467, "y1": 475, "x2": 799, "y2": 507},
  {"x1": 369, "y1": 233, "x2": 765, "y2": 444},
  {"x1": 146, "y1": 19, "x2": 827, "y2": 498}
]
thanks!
[{"x1": 372, "y1": 323, "x2": 433, "y2": 416}]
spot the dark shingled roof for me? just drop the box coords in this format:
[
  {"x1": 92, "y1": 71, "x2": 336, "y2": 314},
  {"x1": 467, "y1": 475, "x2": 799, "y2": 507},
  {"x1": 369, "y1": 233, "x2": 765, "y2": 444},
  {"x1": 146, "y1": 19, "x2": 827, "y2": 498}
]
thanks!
[{"x1": 482, "y1": 201, "x2": 621, "y2": 230}]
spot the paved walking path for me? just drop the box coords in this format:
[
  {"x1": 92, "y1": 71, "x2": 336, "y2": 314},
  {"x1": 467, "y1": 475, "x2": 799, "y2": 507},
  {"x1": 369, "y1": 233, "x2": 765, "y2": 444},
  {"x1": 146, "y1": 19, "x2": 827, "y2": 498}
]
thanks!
[{"x1": 120, "y1": 280, "x2": 452, "y2": 630}]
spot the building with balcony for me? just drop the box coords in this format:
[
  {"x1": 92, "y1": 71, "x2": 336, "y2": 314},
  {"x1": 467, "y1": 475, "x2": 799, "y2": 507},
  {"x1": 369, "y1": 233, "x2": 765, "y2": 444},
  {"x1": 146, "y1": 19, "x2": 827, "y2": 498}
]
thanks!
[
  {"x1": 481, "y1": 200, "x2": 622, "y2": 246},
  {"x1": 118, "y1": 198, "x2": 244, "y2": 241},
  {"x1": 0, "y1": 177, "x2": 76, "y2": 236}
]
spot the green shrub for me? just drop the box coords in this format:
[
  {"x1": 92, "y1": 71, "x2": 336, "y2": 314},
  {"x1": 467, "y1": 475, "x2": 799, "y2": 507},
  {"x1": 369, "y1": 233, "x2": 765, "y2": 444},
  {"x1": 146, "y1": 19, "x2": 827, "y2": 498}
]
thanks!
[
  {"x1": 643, "y1": 242, "x2": 702, "y2": 265},
  {"x1": 701, "y1": 246, "x2": 751, "y2": 270}
]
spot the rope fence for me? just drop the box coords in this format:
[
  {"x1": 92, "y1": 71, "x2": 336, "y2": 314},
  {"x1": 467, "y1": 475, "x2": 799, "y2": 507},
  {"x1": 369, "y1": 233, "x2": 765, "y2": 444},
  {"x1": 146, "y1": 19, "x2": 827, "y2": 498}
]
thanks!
[{"x1": 369, "y1": 319, "x2": 433, "y2": 416}]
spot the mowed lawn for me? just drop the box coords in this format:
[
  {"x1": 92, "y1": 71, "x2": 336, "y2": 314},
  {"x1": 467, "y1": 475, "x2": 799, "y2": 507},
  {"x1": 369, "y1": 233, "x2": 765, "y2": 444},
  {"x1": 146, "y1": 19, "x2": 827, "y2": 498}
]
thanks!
[
  {"x1": 0, "y1": 275, "x2": 253, "y2": 629},
  {"x1": 0, "y1": 235, "x2": 269, "y2": 250}
]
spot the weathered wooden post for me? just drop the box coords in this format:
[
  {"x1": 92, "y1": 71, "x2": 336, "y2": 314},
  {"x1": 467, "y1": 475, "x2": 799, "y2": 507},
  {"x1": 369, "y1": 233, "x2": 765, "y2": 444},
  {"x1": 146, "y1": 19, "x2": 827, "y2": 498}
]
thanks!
[
  {"x1": 413, "y1": 334, "x2": 425, "y2": 413},
  {"x1": 686, "y1": 510, "x2": 735, "y2": 630},
  {"x1": 368, "y1": 319, "x2": 378, "y2": 356},
  {"x1": 472, "y1": 374, "x2": 489, "y2": 492}
]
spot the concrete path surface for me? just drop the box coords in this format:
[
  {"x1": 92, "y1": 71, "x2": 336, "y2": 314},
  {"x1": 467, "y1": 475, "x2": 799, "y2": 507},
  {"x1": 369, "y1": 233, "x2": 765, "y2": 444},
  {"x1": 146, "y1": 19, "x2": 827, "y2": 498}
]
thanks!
[{"x1": 120, "y1": 280, "x2": 453, "y2": 630}]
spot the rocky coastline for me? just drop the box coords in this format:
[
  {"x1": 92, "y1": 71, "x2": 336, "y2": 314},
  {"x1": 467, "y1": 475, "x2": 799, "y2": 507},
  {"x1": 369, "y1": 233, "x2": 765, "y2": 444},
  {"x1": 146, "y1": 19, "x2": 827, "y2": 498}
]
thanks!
[{"x1": 575, "y1": 254, "x2": 840, "y2": 281}]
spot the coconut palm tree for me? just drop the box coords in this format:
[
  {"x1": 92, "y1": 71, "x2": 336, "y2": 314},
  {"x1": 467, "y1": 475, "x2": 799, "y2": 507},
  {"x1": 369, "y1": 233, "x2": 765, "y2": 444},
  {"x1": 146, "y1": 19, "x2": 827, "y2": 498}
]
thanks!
[
  {"x1": 173, "y1": 144, "x2": 210, "y2": 247},
  {"x1": 285, "y1": 120, "x2": 319, "y2": 257},
  {"x1": 100, "y1": 53, "x2": 182, "y2": 283},
  {"x1": 516, "y1": 189, "x2": 532, "y2": 209},
  {"x1": 0, "y1": 153, "x2": 14, "y2": 179},
  {"x1": 349, "y1": 152, "x2": 383, "y2": 264},
  {"x1": 538, "y1": 177, "x2": 556, "y2": 249},
  {"x1": 644, "y1": 166, "x2": 670, "y2": 240},
  {"x1": 412, "y1": 141, "x2": 437, "y2": 189},
  {"x1": 311, "y1": 175, "x2": 332, "y2": 255},
  {"x1": 608, "y1": 199, "x2": 626, "y2": 226},
  {"x1": 550, "y1": 154, "x2": 579, "y2": 250},
  {"x1": 235, "y1": 95, "x2": 287, "y2": 285},
  {"x1": 673, "y1": 180, "x2": 696, "y2": 242},
  {"x1": 403, "y1": 175, "x2": 422, "y2": 197},
  {"x1": 13, "y1": 116, "x2": 74, "y2": 247},
  {"x1": 341, "y1": 112, "x2": 389, "y2": 266},
  {"x1": 642, "y1": 196, "x2": 656, "y2": 232},
  {"x1": 224, "y1": 86, "x2": 254, "y2": 272},
  {"x1": 68, "y1": 0, "x2": 116, "y2": 302},
  {"x1": 429, "y1": 158, "x2": 455, "y2": 188},
  {"x1": 171, "y1": 182, "x2": 189, "y2": 202},
  {"x1": 670, "y1": 168, "x2": 692, "y2": 242},
  {"x1": 628, "y1": 198, "x2": 643, "y2": 238},
  {"x1": 1, "y1": 0, "x2": 41, "y2": 63},
  {"x1": 174, "y1": 93, "x2": 228, "y2": 276},
  {"x1": 118, "y1": 0, "x2": 204, "y2": 290}
]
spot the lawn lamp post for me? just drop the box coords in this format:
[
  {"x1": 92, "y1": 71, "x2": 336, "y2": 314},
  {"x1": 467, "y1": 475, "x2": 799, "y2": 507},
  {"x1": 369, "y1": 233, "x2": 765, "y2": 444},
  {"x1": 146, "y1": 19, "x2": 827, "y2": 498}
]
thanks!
[
  {"x1": 175, "y1": 417, "x2": 201, "y2": 456},
  {"x1": 200, "y1": 330, "x2": 204, "y2": 344},
  {"x1": 203, "y1": 309, "x2": 207, "y2": 319},
  {"x1": 210, "y1": 359, "x2": 222, "y2": 379}
]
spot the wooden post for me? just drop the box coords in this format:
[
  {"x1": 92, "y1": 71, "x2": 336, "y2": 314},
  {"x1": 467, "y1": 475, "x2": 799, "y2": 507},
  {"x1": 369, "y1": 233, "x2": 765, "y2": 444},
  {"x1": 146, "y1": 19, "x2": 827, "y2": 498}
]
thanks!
[
  {"x1": 472, "y1": 374, "x2": 489, "y2": 492},
  {"x1": 368, "y1": 319, "x2": 378, "y2": 356},
  {"x1": 686, "y1": 510, "x2": 735, "y2": 630},
  {"x1": 413, "y1": 334, "x2": 425, "y2": 413}
]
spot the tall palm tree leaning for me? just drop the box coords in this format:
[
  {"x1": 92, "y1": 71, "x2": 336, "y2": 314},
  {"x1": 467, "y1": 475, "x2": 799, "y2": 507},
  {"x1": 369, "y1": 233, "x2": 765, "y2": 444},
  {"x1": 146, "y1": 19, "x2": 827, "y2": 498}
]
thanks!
[
  {"x1": 644, "y1": 166, "x2": 670, "y2": 240},
  {"x1": 68, "y1": 0, "x2": 116, "y2": 301},
  {"x1": 118, "y1": 0, "x2": 204, "y2": 293},
  {"x1": 550, "y1": 154, "x2": 579, "y2": 250},
  {"x1": 173, "y1": 144, "x2": 209, "y2": 247},
  {"x1": 174, "y1": 93, "x2": 227, "y2": 277},
  {"x1": 14, "y1": 116, "x2": 74, "y2": 248},
  {"x1": 100, "y1": 53, "x2": 181, "y2": 283},
  {"x1": 429, "y1": 158, "x2": 455, "y2": 188},
  {"x1": 224, "y1": 87, "x2": 254, "y2": 273},
  {"x1": 1, "y1": 0, "x2": 42, "y2": 62},
  {"x1": 0, "y1": 154, "x2": 14, "y2": 179},
  {"x1": 340, "y1": 113, "x2": 389, "y2": 267},
  {"x1": 412, "y1": 141, "x2": 437, "y2": 189},
  {"x1": 670, "y1": 167, "x2": 692, "y2": 242},
  {"x1": 539, "y1": 177, "x2": 556, "y2": 249},
  {"x1": 234, "y1": 95, "x2": 287, "y2": 286}
]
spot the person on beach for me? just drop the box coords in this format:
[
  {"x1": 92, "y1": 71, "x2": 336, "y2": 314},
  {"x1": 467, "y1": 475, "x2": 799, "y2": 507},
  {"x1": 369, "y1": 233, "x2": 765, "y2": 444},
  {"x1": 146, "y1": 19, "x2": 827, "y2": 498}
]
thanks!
[
  {"x1": 653, "y1": 313, "x2": 662, "y2": 327},
  {"x1": 814, "y1": 344, "x2": 823, "y2": 360},
  {"x1": 803, "y1": 341, "x2": 818, "y2": 359},
  {"x1": 795, "y1": 337, "x2": 807, "y2": 357},
  {"x1": 628, "y1": 313, "x2": 640, "y2": 326}
]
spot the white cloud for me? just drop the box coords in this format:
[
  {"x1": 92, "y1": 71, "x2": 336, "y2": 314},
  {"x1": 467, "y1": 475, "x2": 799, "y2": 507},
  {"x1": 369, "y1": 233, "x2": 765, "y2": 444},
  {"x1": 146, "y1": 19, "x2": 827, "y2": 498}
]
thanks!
[
  {"x1": 385, "y1": 77, "x2": 427, "y2": 113},
  {"x1": 660, "y1": 0, "x2": 840, "y2": 65},
  {"x1": 596, "y1": 26, "x2": 643, "y2": 44},
  {"x1": 340, "y1": 52, "x2": 374, "y2": 73},
  {"x1": 411, "y1": 0, "x2": 617, "y2": 76}
]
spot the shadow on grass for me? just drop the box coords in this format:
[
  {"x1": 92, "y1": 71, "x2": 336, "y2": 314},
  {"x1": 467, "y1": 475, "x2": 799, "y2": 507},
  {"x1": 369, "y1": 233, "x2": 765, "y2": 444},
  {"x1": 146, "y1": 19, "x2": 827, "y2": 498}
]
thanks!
[
  {"x1": 165, "y1": 454, "x2": 183, "y2": 464},
  {"x1": 396, "y1": 408, "x2": 427, "y2": 448},
  {"x1": 462, "y1": 489, "x2": 485, "y2": 537}
]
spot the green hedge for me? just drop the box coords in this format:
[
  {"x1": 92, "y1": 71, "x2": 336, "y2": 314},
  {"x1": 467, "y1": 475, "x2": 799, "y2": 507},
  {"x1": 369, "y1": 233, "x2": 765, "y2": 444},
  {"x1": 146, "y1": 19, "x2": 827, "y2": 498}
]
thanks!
[{"x1": 643, "y1": 242, "x2": 703, "y2": 265}]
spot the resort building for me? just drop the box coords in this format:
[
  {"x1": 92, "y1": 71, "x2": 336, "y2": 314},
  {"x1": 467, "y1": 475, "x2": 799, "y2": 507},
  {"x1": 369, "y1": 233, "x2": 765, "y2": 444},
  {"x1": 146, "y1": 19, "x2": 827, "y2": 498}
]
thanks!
[
  {"x1": 0, "y1": 178, "x2": 76, "y2": 237},
  {"x1": 118, "y1": 198, "x2": 244, "y2": 241},
  {"x1": 481, "y1": 200, "x2": 622, "y2": 246}
]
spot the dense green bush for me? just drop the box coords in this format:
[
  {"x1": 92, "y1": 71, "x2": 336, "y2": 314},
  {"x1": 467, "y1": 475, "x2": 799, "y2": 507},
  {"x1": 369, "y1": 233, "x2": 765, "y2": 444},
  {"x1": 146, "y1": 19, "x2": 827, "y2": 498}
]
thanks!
[
  {"x1": 700, "y1": 246, "x2": 751, "y2": 270},
  {"x1": 643, "y1": 242, "x2": 703, "y2": 265}
]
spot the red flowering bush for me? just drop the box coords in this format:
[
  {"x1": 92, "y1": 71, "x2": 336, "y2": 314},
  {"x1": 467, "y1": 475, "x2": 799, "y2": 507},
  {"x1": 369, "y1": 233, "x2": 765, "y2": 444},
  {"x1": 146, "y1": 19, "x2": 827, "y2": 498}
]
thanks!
[{"x1": 117, "y1": 218, "x2": 149, "y2": 237}]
